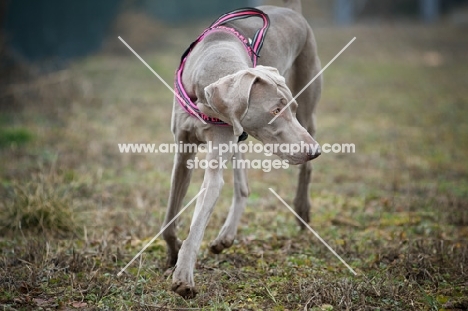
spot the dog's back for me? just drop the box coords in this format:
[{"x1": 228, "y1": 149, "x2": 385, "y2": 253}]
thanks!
[
  {"x1": 226, "y1": 0, "x2": 315, "y2": 75},
  {"x1": 282, "y1": 0, "x2": 302, "y2": 13}
]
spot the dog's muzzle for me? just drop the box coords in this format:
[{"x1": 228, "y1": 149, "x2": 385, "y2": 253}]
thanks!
[{"x1": 307, "y1": 144, "x2": 321, "y2": 160}]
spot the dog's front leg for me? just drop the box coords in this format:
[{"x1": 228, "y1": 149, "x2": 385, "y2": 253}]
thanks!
[
  {"x1": 210, "y1": 150, "x2": 249, "y2": 254},
  {"x1": 171, "y1": 138, "x2": 232, "y2": 299}
]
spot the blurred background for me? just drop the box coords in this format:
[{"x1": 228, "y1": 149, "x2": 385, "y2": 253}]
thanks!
[
  {"x1": 1, "y1": 0, "x2": 467, "y2": 309},
  {"x1": 2, "y1": 0, "x2": 468, "y2": 65}
]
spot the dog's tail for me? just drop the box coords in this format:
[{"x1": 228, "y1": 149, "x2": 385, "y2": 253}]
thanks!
[{"x1": 283, "y1": 0, "x2": 302, "y2": 14}]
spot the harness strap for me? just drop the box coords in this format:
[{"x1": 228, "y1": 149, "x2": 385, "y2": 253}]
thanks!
[
  {"x1": 208, "y1": 8, "x2": 270, "y2": 65},
  {"x1": 175, "y1": 8, "x2": 270, "y2": 130}
]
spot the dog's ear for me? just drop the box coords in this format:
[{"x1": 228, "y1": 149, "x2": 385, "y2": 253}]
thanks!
[
  {"x1": 203, "y1": 70, "x2": 258, "y2": 137},
  {"x1": 254, "y1": 65, "x2": 295, "y2": 101},
  {"x1": 254, "y1": 65, "x2": 281, "y2": 77}
]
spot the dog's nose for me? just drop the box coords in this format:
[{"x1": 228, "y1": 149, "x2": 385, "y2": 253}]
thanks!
[
  {"x1": 309, "y1": 151, "x2": 321, "y2": 160},
  {"x1": 307, "y1": 145, "x2": 321, "y2": 160}
]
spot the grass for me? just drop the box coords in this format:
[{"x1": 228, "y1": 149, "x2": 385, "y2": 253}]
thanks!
[
  {"x1": 0, "y1": 174, "x2": 83, "y2": 236},
  {"x1": 0, "y1": 128, "x2": 33, "y2": 148},
  {"x1": 0, "y1": 19, "x2": 467, "y2": 310}
]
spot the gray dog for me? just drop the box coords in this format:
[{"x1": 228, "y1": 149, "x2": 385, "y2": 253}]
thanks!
[{"x1": 163, "y1": 0, "x2": 322, "y2": 298}]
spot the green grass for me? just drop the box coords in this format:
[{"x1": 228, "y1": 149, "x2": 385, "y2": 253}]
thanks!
[
  {"x1": 0, "y1": 128, "x2": 33, "y2": 148},
  {"x1": 0, "y1": 21, "x2": 467, "y2": 310}
]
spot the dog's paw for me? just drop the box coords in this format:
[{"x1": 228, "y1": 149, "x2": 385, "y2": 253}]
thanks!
[
  {"x1": 171, "y1": 281, "x2": 198, "y2": 299},
  {"x1": 209, "y1": 238, "x2": 233, "y2": 254}
]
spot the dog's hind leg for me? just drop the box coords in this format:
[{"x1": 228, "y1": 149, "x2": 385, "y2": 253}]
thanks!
[
  {"x1": 291, "y1": 27, "x2": 322, "y2": 229},
  {"x1": 162, "y1": 150, "x2": 196, "y2": 267},
  {"x1": 293, "y1": 88, "x2": 320, "y2": 229},
  {"x1": 209, "y1": 150, "x2": 249, "y2": 254},
  {"x1": 294, "y1": 113, "x2": 317, "y2": 228}
]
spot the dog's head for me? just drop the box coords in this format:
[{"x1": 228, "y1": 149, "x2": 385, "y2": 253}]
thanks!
[{"x1": 202, "y1": 65, "x2": 320, "y2": 164}]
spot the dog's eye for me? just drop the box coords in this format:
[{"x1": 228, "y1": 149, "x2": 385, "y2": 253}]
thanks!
[{"x1": 272, "y1": 108, "x2": 281, "y2": 115}]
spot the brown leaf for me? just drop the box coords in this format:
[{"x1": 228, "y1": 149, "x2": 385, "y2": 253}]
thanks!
[
  {"x1": 331, "y1": 216, "x2": 360, "y2": 228},
  {"x1": 34, "y1": 298, "x2": 52, "y2": 307},
  {"x1": 71, "y1": 301, "x2": 88, "y2": 308}
]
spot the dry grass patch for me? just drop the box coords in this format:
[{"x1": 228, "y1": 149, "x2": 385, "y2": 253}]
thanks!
[{"x1": 0, "y1": 174, "x2": 83, "y2": 237}]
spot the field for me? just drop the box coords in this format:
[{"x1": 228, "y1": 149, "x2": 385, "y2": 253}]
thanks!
[{"x1": 1, "y1": 16, "x2": 468, "y2": 311}]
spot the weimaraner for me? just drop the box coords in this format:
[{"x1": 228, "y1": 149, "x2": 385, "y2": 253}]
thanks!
[{"x1": 163, "y1": 0, "x2": 322, "y2": 298}]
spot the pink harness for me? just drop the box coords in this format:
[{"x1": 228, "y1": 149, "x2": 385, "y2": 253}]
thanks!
[{"x1": 174, "y1": 8, "x2": 270, "y2": 126}]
